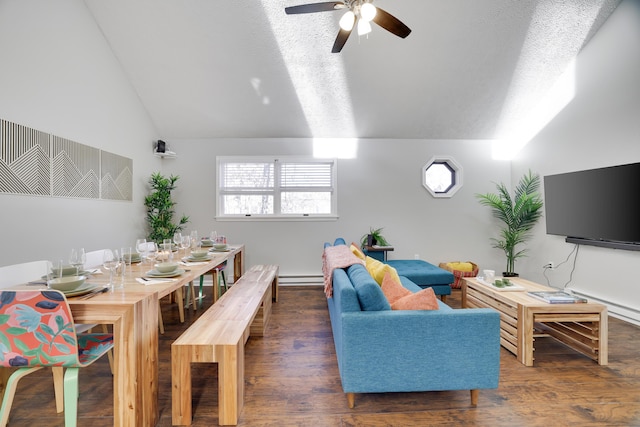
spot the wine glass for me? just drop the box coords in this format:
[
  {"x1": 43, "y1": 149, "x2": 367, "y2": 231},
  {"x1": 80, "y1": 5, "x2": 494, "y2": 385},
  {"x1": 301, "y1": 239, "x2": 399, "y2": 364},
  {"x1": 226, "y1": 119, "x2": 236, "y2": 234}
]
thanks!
[
  {"x1": 136, "y1": 238, "x2": 147, "y2": 263},
  {"x1": 173, "y1": 232, "x2": 182, "y2": 254},
  {"x1": 69, "y1": 248, "x2": 86, "y2": 274},
  {"x1": 180, "y1": 235, "x2": 190, "y2": 257},
  {"x1": 146, "y1": 242, "x2": 158, "y2": 266},
  {"x1": 103, "y1": 249, "x2": 120, "y2": 289}
]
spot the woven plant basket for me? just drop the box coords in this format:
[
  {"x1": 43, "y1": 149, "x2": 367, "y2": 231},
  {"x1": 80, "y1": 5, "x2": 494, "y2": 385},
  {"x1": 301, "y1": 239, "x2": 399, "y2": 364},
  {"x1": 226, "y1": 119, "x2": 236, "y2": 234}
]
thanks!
[{"x1": 439, "y1": 261, "x2": 479, "y2": 289}]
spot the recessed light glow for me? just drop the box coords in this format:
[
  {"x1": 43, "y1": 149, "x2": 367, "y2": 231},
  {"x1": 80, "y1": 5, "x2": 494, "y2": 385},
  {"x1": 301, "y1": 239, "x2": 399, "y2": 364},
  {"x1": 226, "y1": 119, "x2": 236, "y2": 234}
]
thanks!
[{"x1": 313, "y1": 138, "x2": 358, "y2": 159}]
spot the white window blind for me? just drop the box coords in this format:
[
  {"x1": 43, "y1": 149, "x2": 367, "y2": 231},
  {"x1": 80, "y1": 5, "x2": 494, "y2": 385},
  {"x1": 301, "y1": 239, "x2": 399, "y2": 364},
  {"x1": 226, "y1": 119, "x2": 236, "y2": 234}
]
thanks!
[{"x1": 217, "y1": 156, "x2": 337, "y2": 219}]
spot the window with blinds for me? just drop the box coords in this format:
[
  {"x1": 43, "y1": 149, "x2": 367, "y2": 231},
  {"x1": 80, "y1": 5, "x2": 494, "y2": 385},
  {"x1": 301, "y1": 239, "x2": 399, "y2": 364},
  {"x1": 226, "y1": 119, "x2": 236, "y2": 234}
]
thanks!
[{"x1": 217, "y1": 156, "x2": 337, "y2": 219}]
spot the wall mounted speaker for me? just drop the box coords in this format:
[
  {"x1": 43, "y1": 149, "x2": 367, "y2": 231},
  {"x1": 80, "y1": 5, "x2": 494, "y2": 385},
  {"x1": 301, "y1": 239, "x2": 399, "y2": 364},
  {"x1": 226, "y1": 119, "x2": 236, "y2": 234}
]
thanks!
[{"x1": 156, "y1": 140, "x2": 166, "y2": 153}]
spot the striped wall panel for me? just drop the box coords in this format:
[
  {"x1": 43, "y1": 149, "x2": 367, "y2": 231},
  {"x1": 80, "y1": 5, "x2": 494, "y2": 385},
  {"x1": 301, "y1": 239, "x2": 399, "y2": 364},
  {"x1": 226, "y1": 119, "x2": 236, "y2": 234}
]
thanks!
[{"x1": 0, "y1": 118, "x2": 132, "y2": 201}]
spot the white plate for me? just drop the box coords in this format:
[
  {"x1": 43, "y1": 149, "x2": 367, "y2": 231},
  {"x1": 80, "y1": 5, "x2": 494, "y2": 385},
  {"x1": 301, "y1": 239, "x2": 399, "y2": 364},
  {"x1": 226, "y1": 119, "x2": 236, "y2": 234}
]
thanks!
[
  {"x1": 185, "y1": 256, "x2": 211, "y2": 262},
  {"x1": 146, "y1": 268, "x2": 185, "y2": 278},
  {"x1": 59, "y1": 283, "x2": 102, "y2": 297}
]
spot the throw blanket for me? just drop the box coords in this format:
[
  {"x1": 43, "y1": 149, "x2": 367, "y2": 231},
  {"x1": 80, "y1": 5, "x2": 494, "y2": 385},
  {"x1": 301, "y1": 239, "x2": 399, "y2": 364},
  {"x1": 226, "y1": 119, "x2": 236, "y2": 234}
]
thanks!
[{"x1": 322, "y1": 245, "x2": 365, "y2": 297}]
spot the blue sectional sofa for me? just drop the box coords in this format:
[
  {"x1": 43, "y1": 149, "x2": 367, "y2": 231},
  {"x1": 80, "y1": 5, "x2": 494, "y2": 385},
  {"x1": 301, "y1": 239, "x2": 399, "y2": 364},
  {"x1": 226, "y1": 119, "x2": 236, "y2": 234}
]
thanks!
[
  {"x1": 363, "y1": 248, "x2": 455, "y2": 298},
  {"x1": 324, "y1": 238, "x2": 501, "y2": 408}
]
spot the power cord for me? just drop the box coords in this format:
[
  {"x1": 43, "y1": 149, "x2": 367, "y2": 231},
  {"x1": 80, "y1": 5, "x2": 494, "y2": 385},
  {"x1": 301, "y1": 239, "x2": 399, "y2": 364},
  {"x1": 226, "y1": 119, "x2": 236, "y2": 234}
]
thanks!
[{"x1": 542, "y1": 244, "x2": 579, "y2": 288}]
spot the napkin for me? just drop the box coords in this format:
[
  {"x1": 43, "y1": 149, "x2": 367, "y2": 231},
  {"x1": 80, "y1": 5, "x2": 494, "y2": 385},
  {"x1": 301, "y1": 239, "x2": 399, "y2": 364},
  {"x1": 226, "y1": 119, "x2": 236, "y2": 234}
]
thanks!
[
  {"x1": 136, "y1": 277, "x2": 175, "y2": 285},
  {"x1": 180, "y1": 261, "x2": 208, "y2": 266}
]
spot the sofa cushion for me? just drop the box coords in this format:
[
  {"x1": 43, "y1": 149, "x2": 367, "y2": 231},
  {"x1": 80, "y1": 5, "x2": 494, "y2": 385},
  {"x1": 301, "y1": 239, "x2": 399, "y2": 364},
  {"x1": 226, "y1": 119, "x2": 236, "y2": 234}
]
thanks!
[
  {"x1": 365, "y1": 256, "x2": 401, "y2": 286},
  {"x1": 350, "y1": 243, "x2": 366, "y2": 260},
  {"x1": 381, "y1": 272, "x2": 411, "y2": 304},
  {"x1": 385, "y1": 259, "x2": 454, "y2": 286},
  {"x1": 346, "y1": 264, "x2": 390, "y2": 311},
  {"x1": 391, "y1": 287, "x2": 439, "y2": 311}
]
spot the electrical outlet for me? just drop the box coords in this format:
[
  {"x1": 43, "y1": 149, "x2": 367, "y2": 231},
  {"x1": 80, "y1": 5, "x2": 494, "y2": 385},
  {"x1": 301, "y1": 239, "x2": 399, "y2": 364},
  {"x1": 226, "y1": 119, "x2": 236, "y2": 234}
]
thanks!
[
  {"x1": 414, "y1": 254, "x2": 420, "y2": 260},
  {"x1": 544, "y1": 261, "x2": 554, "y2": 269}
]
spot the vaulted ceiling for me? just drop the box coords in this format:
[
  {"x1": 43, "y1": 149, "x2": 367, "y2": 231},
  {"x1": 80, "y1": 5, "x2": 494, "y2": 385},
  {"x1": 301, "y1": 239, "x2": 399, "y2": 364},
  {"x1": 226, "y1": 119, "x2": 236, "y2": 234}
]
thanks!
[{"x1": 85, "y1": 0, "x2": 621, "y2": 144}]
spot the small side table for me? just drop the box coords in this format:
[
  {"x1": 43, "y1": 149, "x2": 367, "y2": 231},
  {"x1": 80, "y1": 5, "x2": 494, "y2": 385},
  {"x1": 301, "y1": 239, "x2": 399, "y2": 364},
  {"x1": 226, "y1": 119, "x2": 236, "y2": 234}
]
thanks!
[{"x1": 363, "y1": 245, "x2": 394, "y2": 261}]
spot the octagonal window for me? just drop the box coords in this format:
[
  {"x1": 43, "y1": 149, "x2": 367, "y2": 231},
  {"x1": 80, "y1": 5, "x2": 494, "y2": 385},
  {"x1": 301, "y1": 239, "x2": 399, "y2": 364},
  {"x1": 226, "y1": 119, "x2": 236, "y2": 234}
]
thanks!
[{"x1": 422, "y1": 156, "x2": 463, "y2": 198}]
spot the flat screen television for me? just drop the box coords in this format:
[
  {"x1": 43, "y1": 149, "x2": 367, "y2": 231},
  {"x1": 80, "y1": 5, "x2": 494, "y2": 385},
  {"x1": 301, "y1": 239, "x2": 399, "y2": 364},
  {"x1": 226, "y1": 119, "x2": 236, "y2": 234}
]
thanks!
[{"x1": 544, "y1": 162, "x2": 640, "y2": 251}]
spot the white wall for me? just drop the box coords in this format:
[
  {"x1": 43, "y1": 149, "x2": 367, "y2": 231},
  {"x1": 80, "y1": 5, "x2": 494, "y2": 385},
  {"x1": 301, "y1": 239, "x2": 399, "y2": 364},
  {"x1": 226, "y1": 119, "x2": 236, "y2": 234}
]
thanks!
[
  {"x1": 0, "y1": 0, "x2": 160, "y2": 266},
  {"x1": 163, "y1": 138, "x2": 511, "y2": 278},
  {"x1": 513, "y1": 0, "x2": 640, "y2": 323}
]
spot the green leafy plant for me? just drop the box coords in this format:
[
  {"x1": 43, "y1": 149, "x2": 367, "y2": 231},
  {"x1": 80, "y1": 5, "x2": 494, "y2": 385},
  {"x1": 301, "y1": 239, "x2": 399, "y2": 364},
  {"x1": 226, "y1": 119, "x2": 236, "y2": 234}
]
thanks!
[
  {"x1": 476, "y1": 170, "x2": 543, "y2": 276},
  {"x1": 360, "y1": 227, "x2": 391, "y2": 247},
  {"x1": 144, "y1": 172, "x2": 189, "y2": 244}
]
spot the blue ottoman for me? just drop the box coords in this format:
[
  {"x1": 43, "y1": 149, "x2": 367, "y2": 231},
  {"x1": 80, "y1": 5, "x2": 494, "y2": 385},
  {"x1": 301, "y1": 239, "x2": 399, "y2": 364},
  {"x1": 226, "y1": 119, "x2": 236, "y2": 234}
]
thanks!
[{"x1": 386, "y1": 260, "x2": 454, "y2": 297}]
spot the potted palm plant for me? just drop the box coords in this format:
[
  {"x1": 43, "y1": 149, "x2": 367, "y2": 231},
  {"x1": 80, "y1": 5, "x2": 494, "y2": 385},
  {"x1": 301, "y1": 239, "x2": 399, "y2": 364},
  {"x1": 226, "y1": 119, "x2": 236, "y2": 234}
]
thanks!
[
  {"x1": 476, "y1": 170, "x2": 543, "y2": 277},
  {"x1": 144, "y1": 172, "x2": 189, "y2": 243}
]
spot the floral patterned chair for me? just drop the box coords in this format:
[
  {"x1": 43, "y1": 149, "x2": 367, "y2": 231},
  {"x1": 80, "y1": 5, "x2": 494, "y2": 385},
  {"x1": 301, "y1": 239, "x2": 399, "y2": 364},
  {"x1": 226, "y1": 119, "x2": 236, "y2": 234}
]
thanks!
[{"x1": 0, "y1": 290, "x2": 113, "y2": 427}]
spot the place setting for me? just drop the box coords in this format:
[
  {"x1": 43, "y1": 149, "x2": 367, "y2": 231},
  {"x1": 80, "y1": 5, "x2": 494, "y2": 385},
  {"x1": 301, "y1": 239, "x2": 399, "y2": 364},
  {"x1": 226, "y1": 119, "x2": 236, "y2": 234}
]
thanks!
[
  {"x1": 43, "y1": 263, "x2": 109, "y2": 299},
  {"x1": 137, "y1": 261, "x2": 185, "y2": 285}
]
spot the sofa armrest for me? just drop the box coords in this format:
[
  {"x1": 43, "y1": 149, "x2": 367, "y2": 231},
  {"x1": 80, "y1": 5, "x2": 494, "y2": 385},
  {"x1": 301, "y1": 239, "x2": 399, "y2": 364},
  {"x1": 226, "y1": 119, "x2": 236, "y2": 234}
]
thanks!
[{"x1": 338, "y1": 308, "x2": 500, "y2": 393}]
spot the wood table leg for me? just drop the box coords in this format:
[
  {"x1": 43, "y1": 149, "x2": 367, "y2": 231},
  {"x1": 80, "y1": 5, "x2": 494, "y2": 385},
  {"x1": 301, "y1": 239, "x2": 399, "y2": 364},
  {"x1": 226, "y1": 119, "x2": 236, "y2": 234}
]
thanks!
[
  {"x1": 171, "y1": 346, "x2": 193, "y2": 425},
  {"x1": 217, "y1": 342, "x2": 243, "y2": 426}
]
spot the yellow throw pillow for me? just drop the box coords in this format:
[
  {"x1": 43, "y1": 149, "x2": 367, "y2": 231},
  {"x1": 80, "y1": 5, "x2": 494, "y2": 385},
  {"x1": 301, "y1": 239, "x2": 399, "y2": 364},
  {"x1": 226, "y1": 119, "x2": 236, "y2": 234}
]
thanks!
[
  {"x1": 365, "y1": 256, "x2": 401, "y2": 286},
  {"x1": 391, "y1": 287, "x2": 439, "y2": 311},
  {"x1": 448, "y1": 262, "x2": 474, "y2": 272},
  {"x1": 350, "y1": 243, "x2": 366, "y2": 260},
  {"x1": 381, "y1": 272, "x2": 411, "y2": 304}
]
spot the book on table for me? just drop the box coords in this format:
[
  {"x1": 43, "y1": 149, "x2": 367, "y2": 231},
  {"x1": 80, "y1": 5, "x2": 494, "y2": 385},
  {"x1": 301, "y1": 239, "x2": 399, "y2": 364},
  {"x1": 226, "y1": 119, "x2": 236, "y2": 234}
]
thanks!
[{"x1": 527, "y1": 291, "x2": 587, "y2": 304}]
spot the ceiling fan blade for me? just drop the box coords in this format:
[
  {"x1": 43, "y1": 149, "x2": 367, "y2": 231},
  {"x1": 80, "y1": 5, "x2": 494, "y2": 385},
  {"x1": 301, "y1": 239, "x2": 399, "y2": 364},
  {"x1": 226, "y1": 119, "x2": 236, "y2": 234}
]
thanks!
[
  {"x1": 372, "y1": 7, "x2": 411, "y2": 38},
  {"x1": 285, "y1": 2, "x2": 345, "y2": 14},
  {"x1": 332, "y1": 26, "x2": 353, "y2": 53}
]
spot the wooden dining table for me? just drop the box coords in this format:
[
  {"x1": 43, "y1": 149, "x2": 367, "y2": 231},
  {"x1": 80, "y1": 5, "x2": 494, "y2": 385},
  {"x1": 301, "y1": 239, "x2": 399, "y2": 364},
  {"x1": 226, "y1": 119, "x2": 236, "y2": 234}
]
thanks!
[{"x1": 2, "y1": 244, "x2": 244, "y2": 427}]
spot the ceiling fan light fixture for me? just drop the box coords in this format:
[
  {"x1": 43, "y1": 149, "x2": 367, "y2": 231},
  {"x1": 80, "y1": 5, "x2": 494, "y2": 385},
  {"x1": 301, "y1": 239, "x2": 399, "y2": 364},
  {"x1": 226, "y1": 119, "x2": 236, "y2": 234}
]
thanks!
[
  {"x1": 360, "y1": 2, "x2": 377, "y2": 22},
  {"x1": 339, "y1": 10, "x2": 355, "y2": 31},
  {"x1": 357, "y1": 18, "x2": 372, "y2": 36}
]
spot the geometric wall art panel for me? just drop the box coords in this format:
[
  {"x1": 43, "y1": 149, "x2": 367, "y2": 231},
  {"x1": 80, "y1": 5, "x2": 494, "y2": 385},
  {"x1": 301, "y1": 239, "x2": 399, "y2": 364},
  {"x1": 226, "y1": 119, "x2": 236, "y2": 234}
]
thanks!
[
  {"x1": 0, "y1": 118, "x2": 51, "y2": 196},
  {"x1": 51, "y1": 135, "x2": 100, "y2": 199},
  {"x1": 101, "y1": 150, "x2": 133, "y2": 201},
  {"x1": 0, "y1": 118, "x2": 132, "y2": 202}
]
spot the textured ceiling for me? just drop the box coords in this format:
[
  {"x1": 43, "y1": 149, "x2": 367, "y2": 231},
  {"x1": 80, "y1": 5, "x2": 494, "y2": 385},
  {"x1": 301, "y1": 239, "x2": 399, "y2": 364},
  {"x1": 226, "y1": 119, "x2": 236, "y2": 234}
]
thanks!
[{"x1": 84, "y1": 0, "x2": 621, "y2": 142}]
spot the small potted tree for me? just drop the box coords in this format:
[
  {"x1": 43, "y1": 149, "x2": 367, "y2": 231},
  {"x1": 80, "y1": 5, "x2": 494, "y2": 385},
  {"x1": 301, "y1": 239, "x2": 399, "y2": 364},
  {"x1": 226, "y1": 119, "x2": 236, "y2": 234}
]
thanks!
[
  {"x1": 144, "y1": 172, "x2": 189, "y2": 243},
  {"x1": 476, "y1": 170, "x2": 543, "y2": 277},
  {"x1": 360, "y1": 227, "x2": 391, "y2": 247}
]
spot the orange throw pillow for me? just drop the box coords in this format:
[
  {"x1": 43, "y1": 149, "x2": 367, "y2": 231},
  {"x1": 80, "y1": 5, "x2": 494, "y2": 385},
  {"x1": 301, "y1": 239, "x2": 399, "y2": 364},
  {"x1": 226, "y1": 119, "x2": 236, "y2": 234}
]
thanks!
[
  {"x1": 381, "y1": 272, "x2": 411, "y2": 305},
  {"x1": 391, "y1": 287, "x2": 439, "y2": 311}
]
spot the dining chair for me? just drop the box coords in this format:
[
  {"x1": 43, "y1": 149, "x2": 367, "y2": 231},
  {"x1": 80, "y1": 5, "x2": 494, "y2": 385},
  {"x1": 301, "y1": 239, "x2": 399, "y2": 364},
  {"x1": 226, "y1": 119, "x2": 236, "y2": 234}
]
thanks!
[
  {"x1": 0, "y1": 289, "x2": 113, "y2": 427},
  {"x1": 0, "y1": 260, "x2": 67, "y2": 413},
  {"x1": 187, "y1": 260, "x2": 228, "y2": 310}
]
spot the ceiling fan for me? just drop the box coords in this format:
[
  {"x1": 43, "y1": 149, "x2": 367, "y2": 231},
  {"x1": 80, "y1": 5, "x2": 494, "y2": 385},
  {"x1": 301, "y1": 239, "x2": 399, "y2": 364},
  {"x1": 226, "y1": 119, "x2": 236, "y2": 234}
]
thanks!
[{"x1": 284, "y1": 1, "x2": 411, "y2": 53}]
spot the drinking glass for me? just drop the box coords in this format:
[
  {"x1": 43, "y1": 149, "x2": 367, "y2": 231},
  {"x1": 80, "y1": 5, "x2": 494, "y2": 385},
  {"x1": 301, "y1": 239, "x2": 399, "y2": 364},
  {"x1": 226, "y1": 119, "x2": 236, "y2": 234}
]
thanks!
[
  {"x1": 210, "y1": 231, "x2": 217, "y2": 242},
  {"x1": 162, "y1": 239, "x2": 174, "y2": 262},
  {"x1": 103, "y1": 249, "x2": 121, "y2": 289},
  {"x1": 190, "y1": 231, "x2": 199, "y2": 250},
  {"x1": 69, "y1": 248, "x2": 86, "y2": 274},
  {"x1": 180, "y1": 235, "x2": 190, "y2": 255}
]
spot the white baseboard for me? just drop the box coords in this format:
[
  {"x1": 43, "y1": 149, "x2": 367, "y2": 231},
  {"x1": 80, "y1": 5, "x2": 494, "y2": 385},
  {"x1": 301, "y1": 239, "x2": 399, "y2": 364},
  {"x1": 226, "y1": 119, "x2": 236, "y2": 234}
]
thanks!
[{"x1": 570, "y1": 288, "x2": 640, "y2": 326}]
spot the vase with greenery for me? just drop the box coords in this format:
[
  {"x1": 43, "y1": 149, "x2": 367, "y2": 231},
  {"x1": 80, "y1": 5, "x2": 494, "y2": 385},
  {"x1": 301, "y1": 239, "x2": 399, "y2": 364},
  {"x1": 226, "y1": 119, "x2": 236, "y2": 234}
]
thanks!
[
  {"x1": 360, "y1": 227, "x2": 391, "y2": 247},
  {"x1": 144, "y1": 172, "x2": 189, "y2": 244},
  {"x1": 476, "y1": 170, "x2": 543, "y2": 277}
]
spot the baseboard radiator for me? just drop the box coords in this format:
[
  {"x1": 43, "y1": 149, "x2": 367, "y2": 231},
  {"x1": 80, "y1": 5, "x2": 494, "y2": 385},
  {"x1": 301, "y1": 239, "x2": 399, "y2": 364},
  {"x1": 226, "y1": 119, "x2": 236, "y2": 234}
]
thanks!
[
  {"x1": 571, "y1": 288, "x2": 640, "y2": 326},
  {"x1": 198, "y1": 274, "x2": 323, "y2": 286}
]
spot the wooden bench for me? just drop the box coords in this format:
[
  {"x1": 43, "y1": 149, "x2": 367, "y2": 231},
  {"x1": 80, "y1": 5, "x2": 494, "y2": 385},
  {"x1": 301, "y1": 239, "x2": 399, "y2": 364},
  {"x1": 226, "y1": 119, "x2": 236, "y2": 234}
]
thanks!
[{"x1": 171, "y1": 264, "x2": 279, "y2": 426}]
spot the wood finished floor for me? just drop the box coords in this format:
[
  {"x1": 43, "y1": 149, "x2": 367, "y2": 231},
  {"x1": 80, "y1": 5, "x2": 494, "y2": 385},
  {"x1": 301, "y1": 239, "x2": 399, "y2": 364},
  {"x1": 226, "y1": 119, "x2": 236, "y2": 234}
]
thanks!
[{"x1": 4, "y1": 285, "x2": 640, "y2": 426}]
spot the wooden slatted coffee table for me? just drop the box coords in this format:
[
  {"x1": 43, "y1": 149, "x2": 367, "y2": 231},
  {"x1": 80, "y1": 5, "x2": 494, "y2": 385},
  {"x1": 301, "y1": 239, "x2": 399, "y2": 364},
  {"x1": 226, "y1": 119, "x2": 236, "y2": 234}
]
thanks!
[{"x1": 462, "y1": 277, "x2": 608, "y2": 366}]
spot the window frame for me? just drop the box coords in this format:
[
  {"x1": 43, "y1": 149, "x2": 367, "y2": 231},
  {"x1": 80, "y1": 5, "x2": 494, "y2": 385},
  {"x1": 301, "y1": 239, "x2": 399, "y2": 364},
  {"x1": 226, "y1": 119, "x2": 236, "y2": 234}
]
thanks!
[
  {"x1": 216, "y1": 156, "x2": 338, "y2": 221},
  {"x1": 422, "y1": 155, "x2": 463, "y2": 198}
]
